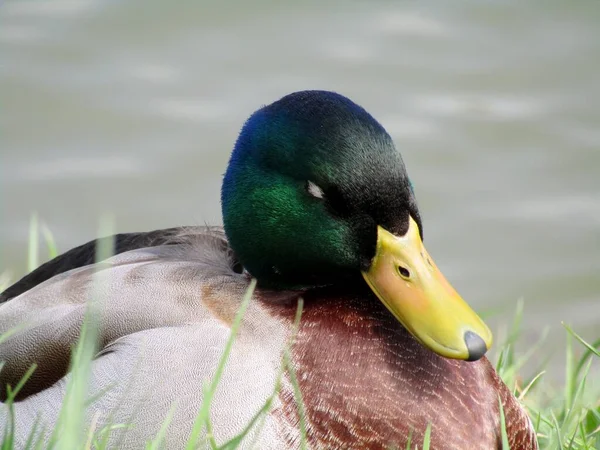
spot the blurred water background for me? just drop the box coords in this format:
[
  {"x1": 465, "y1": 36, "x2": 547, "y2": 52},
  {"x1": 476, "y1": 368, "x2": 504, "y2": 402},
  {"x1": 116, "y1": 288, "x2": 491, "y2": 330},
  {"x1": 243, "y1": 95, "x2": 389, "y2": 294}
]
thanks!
[{"x1": 1, "y1": 0, "x2": 599, "y2": 379}]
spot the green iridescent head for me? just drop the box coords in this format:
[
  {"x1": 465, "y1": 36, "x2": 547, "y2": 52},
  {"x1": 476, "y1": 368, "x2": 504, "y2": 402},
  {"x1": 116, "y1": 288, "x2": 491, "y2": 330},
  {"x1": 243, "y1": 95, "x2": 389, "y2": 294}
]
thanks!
[
  {"x1": 221, "y1": 90, "x2": 493, "y2": 361},
  {"x1": 221, "y1": 90, "x2": 421, "y2": 289}
]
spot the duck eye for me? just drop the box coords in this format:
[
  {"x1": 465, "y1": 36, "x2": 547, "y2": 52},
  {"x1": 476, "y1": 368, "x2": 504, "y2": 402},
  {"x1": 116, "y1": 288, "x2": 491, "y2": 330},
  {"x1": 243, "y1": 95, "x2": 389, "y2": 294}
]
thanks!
[{"x1": 306, "y1": 180, "x2": 325, "y2": 200}]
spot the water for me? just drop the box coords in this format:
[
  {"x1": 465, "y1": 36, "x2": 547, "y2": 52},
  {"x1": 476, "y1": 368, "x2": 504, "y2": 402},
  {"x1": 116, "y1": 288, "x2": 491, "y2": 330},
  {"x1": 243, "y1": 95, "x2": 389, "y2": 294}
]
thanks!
[{"x1": 1, "y1": 0, "x2": 599, "y2": 378}]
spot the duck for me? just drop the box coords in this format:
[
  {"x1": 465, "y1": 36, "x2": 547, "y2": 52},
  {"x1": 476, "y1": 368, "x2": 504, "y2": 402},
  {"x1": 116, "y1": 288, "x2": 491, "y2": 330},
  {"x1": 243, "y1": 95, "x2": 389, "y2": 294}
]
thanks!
[{"x1": 0, "y1": 90, "x2": 537, "y2": 449}]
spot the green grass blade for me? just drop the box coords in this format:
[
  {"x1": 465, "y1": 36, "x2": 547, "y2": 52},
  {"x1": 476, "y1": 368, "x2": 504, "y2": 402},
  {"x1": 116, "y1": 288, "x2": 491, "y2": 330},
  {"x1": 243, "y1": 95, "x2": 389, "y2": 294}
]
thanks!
[
  {"x1": 422, "y1": 423, "x2": 432, "y2": 450},
  {"x1": 93, "y1": 424, "x2": 133, "y2": 450},
  {"x1": 2, "y1": 364, "x2": 37, "y2": 450},
  {"x1": 84, "y1": 412, "x2": 101, "y2": 450},
  {"x1": 0, "y1": 324, "x2": 26, "y2": 346},
  {"x1": 22, "y1": 415, "x2": 41, "y2": 450},
  {"x1": 41, "y1": 223, "x2": 59, "y2": 259},
  {"x1": 583, "y1": 406, "x2": 600, "y2": 439},
  {"x1": 575, "y1": 336, "x2": 600, "y2": 376},
  {"x1": 563, "y1": 360, "x2": 592, "y2": 435},
  {"x1": 498, "y1": 396, "x2": 510, "y2": 450},
  {"x1": 496, "y1": 345, "x2": 508, "y2": 373},
  {"x1": 577, "y1": 421, "x2": 590, "y2": 449},
  {"x1": 0, "y1": 271, "x2": 12, "y2": 294},
  {"x1": 518, "y1": 370, "x2": 545, "y2": 401},
  {"x1": 185, "y1": 278, "x2": 257, "y2": 450},
  {"x1": 7, "y1": 364, "x2": 37, "y2": 401},
  {"x1": 565, "y1": 330, "x2": 574, "y2": 414},
  {"x1": 146, "y1": 404, "x2": 177, "y2": 450},
  {"x1": 27, "y1": 212, "x2": 39, "y2": 273},
  {"x1": 499, "y1": 328, "x2": 549, "y2": 391},
  {"x1": 552, "y1": 411, "x2": 565, "y2": 450},
  {"x1": 404, "y1": 430, "x2": 412, "y2": 450},
  {"x1": 563, "y1": 323, "x2": 600, "y2": 358},
  {"x1": 284, "y1": 299, "x2": 307, "y2": 450},
  {"x1": 48, "y1": 216, "x2": 115, "y2": 449},
  {"x1": 219, "y1": 298, "x2": 305, "y2": 450},
  {"x1": 218, "y1": 394, "x2": 276, "y2": 450}
]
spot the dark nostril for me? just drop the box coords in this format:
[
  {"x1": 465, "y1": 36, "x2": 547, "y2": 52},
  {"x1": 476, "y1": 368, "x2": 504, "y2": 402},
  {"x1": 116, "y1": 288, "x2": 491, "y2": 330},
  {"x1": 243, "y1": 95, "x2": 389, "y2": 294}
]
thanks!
[
  {"x1": 464, "y1": 331, "x2": 487, "y2": 361},
  {"x1": 420, "y1": 251, "x2": 433, "y2": 267},
  {"x1": 397, "y1": 266, "x2": 410, "y2": 279}
]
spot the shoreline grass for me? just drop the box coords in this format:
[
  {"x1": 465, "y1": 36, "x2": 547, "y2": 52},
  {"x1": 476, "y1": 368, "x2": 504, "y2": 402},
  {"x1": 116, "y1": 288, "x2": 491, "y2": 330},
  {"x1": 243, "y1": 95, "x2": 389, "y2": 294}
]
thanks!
[{"x1": 1, "y1": 218, "x2": 599, "y2": 449}]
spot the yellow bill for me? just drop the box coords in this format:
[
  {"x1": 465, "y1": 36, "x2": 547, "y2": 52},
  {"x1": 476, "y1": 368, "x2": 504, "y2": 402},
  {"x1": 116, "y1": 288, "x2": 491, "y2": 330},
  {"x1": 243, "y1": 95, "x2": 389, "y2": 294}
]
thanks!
[{"x1": 362, "y1": 216, "x2": 492, "y2": 361}]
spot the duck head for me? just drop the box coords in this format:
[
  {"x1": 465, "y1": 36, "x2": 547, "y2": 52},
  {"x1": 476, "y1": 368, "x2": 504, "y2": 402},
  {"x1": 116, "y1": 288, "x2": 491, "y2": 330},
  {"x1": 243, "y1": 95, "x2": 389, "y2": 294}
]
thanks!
[{"x1": 221, "y1": 90, "x2": 492, "y2": 361}]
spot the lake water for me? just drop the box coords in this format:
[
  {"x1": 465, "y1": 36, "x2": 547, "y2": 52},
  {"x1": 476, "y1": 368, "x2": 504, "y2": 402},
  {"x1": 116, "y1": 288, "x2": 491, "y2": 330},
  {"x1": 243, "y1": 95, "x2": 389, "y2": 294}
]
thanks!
[{"x1": 1, "y1": 0, "x2": 599, "y2": 379}]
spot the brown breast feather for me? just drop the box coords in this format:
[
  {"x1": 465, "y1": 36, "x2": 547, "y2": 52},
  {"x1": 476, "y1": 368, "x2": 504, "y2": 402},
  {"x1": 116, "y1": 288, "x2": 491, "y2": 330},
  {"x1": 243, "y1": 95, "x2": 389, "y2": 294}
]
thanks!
[{"x1": 263, "y1": 288, "x2": 538, "y2": 450}]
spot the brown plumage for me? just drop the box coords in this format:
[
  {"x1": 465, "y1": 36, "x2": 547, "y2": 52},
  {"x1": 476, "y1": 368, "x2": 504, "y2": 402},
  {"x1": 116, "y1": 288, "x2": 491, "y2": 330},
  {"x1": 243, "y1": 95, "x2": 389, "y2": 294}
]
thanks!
[{"x1": 271, "y1": 290, "x2": 537, "y2": 449}]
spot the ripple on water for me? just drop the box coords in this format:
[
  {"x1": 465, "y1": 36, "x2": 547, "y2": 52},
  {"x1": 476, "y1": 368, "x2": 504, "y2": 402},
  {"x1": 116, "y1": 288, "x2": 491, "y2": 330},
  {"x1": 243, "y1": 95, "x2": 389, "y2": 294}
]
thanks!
[
  {"x1": 123, "y1": 63, "x2": 182, "y2": 84},
  {"x1": 412, "y1": 94, "x2": 549, "y2": 120},
  {"x1": 0, "y1": 25, "x2": 43, "y2": 43},
  {"x1": 149, "y1": 98, "x2": 233, "y2": 122},
  {"x1": 8, "y1": 155, "x2": 148, "y2": 183},
  {"x1": 380, "y1": 115, "x2": 438, "y2": 139},
  {"x1": 1, "y1": 0, "x2": 99, "y2": 17},
  {"x1": 511, "y1": 195, "x2": 600, "y2": 223},
  {"x1": 370, "y1": 9, "x2": 448, "y2": 37}
]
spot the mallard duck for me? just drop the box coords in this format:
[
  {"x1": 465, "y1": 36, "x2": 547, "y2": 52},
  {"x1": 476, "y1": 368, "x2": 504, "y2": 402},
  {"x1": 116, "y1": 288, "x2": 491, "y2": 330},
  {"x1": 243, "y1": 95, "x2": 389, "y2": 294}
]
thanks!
[{"x1": 0, "y1": 91, "x2": 537, "y2": 449}]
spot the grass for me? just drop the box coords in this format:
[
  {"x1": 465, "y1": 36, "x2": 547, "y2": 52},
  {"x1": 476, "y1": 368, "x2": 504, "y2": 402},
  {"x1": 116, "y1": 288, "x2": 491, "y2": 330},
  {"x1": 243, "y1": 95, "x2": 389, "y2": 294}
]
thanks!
[
  {"x1": 1, "y1": 216, "x2": 599, "y2": 449},
  {"x1": 494, "y1": 299, "x2": 600, "y2": 449}
]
